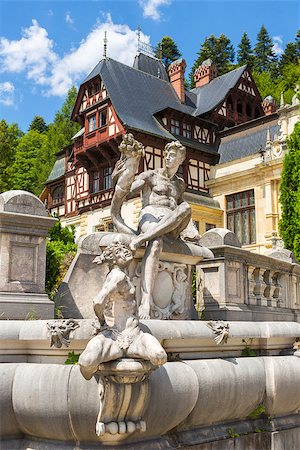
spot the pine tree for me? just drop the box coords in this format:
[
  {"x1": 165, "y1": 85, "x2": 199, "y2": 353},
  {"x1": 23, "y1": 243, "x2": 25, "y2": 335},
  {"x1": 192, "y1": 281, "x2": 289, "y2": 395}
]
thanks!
[
  {"x1": 155, "y1": 36, "x2": 181, "y2": 71},
  {"x1": 28, "y1": 116, "x2": 48, "y2": 133},
  {"x1": 280, "y1": 30, "x2": 300, "y2": 68},
  {"x1": 190, "y1": 34, "x2": 235, "y2": 87},
  {"x1": 279, "y1": 122, "x2": 300, "y2": 261},
  {"x1": 237, "y1": 32, "x2": 254, "y2": 67},
  {"x1": 254, "y1": 25, "x2": 276, "y2": 73},
  {"x1": 0, "y1": 120, "x2": 23, "y2": 192}
]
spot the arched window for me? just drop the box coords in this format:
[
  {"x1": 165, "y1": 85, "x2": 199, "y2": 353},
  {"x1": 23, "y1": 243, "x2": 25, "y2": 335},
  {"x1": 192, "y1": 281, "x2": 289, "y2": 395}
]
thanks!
[
  {"x1": 254, "y1": 106, "x2": 260, "y2": 118},
  {"x1": 52, "y1": 185, "x2": 65, "y2": 204}
]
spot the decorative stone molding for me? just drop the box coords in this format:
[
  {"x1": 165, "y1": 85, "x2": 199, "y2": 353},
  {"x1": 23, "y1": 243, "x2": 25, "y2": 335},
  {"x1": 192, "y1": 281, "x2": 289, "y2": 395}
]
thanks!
[
  {"x1": 47, "y1": 319, "x2": 80, "y2": 348},
  {"x1": 207, "y1": 321, "x2": 230, "y2": 345}
]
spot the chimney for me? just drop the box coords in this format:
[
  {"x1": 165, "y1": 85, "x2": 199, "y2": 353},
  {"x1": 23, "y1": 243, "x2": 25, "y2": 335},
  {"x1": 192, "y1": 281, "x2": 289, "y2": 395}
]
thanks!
[
  {"x1": 168, "y1": 58, "x2": 186, "y2": 103},
  {"x1": 262, "y1": 96, "x2": 277, "y2": 115},
  {"x1": 194, "y1": 59, "x2": 217, "y2": 88}
]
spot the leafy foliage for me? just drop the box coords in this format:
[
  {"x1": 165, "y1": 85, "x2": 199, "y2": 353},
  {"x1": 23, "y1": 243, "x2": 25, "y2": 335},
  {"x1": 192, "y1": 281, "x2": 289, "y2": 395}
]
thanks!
[
  {"x1": 47, "y1": 86, "x2": 80, "y2": 157},
  {"x1": 65, "y1": 351, "x2": 80, "y2": 364},
  {"x1": 46, "y1": 220, "x2": 77, "y2": 300},
  {"x1": 0, "y1": 86, "x2": 79, "y2": 196},
  {"x1": 248, "y1": 404, "x2": 266, "y2": 419},
  {"x1": 0, "y1": 120, "x2": 23, "y2": 193},
  {"x1": 279, "y1": 122, "x2": 300, "y2": 260},
  {"x1": 241, "y1": 339, "x2": 257, "y2": 357},
  {"x1": 155, "y1": 36, "x2": 181, "y2": 71},
  {"x1": 10, "y1": 130, "x2": 50, "y2": 196}
]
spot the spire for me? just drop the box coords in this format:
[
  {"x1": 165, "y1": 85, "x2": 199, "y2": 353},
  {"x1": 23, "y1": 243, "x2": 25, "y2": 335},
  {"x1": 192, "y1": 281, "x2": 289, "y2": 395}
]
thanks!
[
  {"x1": 137, "y1": 24, "x2": 141, "y2": 48},
  {"x1": 103, "y1": 30, "x2": 108, "y2": 59}
]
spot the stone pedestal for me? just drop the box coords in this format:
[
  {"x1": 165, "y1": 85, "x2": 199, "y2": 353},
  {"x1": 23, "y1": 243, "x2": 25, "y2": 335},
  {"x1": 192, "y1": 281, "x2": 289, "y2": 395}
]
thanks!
[
  {"x1": 58, "y1": 232, "x2": 213, "y2": 320},
  {"x1": 0, "y1": 191, "x2": 56, "y2": 319}
]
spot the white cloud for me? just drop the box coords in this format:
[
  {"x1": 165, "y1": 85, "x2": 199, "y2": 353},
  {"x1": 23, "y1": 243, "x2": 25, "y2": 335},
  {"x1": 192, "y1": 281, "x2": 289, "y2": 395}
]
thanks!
[
  {"x1": 0, "y1": 16, "x2": 150, "y2": 97},
  {"x1": 0, "y1": 19, "x2": 57, "y2": 86},
  {"x1": 65, "y1": 12, "x2": 74, "y2": 25},
  {"x1": 139, "y1": 0, "x2": 171, "y2": 20},
  {"x1": 0, "y1": 81, "x2": 15, "y2": 106},
  {"x1": 272, "y1": 35, "x2": 284, "y2": 56}
]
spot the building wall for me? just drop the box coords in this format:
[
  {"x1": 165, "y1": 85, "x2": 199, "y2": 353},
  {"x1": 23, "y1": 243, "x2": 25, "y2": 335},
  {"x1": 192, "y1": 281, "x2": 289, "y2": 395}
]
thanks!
[{"x1": 208, "y1": 103, "x2": 299, "y2": 254}]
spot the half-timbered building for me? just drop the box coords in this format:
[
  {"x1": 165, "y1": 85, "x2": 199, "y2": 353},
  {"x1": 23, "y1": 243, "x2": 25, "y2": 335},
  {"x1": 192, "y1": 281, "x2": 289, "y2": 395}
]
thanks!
[{"x1": 45, "y1": 53, "x2": 266, "y2": 239}]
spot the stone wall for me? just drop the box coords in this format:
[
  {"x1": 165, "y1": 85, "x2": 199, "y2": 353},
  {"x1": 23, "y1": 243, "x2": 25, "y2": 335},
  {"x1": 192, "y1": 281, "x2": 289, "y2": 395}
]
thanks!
[
  {"x1": 0, "y1": 320, "x2": 300, "y2": 449},
  {"x1": 197, "y1": 228, "x2": 300, "y2": 322}
]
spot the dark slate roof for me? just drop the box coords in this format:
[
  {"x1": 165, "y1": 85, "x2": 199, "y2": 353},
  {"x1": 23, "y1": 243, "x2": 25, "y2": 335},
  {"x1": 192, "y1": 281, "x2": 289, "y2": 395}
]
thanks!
[
  {"x1": 82, "y1": 57, "x2": 194, "y2": 140},
  {"x1": 133, "y1": 52, "x2": 169, "y2": 82},
  {"x1": 46, "y1": 155, "x2": 65, "y2": 183},
  {"x1": 218, "y1": 119, "x2": 280, "y2": 164},
  {"x1": 191, "y1": 65, "x2": 247, "y2": 116},
  {"x1": 81, "y1": 58, "x2": 247, "y2": 143}
]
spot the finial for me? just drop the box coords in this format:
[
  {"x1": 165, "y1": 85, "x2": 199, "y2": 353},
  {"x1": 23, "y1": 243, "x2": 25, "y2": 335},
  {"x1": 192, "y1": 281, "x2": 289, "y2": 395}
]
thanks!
[
  {"x1": 266, "y1": 128, "x2": 271, "y2": 145},
  {"x1": 103, "y1": 30, "x2": 108, "y2": 59},
  {"x1": 280, "y1": 91, "x2": 284, "y2": 108},
  {"x1": 137, "y1": 25, "x2": 141, "y2": 51}
]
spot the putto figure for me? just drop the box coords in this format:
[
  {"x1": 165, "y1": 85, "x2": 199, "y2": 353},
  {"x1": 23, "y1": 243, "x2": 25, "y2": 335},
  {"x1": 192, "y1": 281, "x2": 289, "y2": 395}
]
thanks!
[
  {"x1": 129, "y1": 140, "x2": 196, "y2": 319},
  {"x1": 78, "y1": 240, "x2": 167, "y2": 381}
]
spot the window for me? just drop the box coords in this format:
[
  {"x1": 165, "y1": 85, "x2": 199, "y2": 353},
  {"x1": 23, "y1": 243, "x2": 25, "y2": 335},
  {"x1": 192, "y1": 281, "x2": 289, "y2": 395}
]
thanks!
[
  {"x1": 171, "y1": 119, "x2": 180, "y2": 135},
  {"x1": 92, "y1": 171, "x2": 100, "y2": 193},
  {"x1": 206, "y1": 223, "x2": 216, "y2": 232},
  {"x1": 182, "y1": 123, "x2": 191, "y2": 139},
  {"x1": 103, "y1": 167, "x2": 113, "y2": 190},
  {"x1": 88, "y1": 115, "x2": 97, "y2": 132},
  {"x1": 226, "y1": 190, "x2": 256, "y2": 245},
  {"x1": 52, "y1": 185, "x2": 65, "y2": 205},
  {"x1": 99, "y1": 108, "x2": 107, "y2": 127},
  {"x1": 92, "y1": 167, "x2": 113, "y2": 193}
]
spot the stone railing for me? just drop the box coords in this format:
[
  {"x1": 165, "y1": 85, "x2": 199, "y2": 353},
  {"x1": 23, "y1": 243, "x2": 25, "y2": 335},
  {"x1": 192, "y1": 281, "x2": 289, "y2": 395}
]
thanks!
[{"x1": 197, "y1": 229, "x2": 300, "y2": 322}]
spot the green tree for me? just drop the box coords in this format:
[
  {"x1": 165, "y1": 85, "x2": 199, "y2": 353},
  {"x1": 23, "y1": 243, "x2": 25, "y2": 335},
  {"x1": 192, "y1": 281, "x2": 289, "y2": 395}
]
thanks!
[
  {"x1": 155, "y1": 36, "x2": 181, "y2": 71},
  {"x1": 254, "y1": 25, "x2": 276, "y2": 73},
  {"x1": 47, "y1": 86, "x2": 80, "y2": 158},
  {"x1": 190, "y1": 34, "x2": 235, "y2": 87},
  {"x1": 10, "y1": 130, "x2": 50, "y2": 195},
  {"x1": 28, "y1": 115, "x2": 48, "y2": 133},
  {"x1": 279, "y1": 122, "x2": 300, "y2": 260},
  {"x1": 0, "y1": 120, "x2": 23, "y2": 192},
  {"x1": 237, "y1": 32, "x2": 254, "y2": 67},
  {"x1": 46, "y1": 220, "x2": 77, "y2": 300},
  {"x1": 280, "y1": 30, "x2": 300, "y2": 69}
]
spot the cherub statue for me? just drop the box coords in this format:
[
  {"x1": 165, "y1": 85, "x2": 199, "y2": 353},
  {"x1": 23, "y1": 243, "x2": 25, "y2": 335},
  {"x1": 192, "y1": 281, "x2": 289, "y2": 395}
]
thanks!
[
  {"x1": 111, "y1": 134, "x2": 144, "y2": 234},
  {"x1": 78, "y1": 240, "x2": 167, "y2": 380},
  {"x1": 170, "y1": 266, "x2": 188, "y2": 315}
]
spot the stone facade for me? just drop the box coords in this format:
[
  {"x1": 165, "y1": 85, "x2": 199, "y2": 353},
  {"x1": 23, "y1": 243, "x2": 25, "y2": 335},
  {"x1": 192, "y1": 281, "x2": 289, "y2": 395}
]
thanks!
[{"x1": 0, "y1": 191, "x2": 56, "y2": 319}]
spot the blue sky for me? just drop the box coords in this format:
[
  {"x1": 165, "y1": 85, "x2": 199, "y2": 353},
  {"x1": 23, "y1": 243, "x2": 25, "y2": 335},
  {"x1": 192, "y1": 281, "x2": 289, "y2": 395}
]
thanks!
[{"x1": 0, "y1": 0, "x2": 299, "y2": 131}]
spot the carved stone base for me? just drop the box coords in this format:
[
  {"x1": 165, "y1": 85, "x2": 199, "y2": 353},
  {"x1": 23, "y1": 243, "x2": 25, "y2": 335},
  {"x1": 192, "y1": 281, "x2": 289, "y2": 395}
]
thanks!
[{"x1": 95, "y1": 359, "x2": 154, "y2": 442}]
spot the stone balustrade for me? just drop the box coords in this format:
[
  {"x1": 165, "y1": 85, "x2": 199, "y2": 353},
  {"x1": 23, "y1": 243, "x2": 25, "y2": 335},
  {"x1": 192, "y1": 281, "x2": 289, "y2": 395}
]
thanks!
[{"x1": 197, "y1": 229, "x2": 300, "y2": 322}]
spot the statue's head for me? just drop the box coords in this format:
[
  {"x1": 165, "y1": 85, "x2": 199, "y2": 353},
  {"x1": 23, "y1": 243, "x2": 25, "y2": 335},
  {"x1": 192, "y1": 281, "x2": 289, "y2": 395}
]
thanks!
[
  {"x1": 164, "y1": 141, "x2": 186, "y2": 169},
  {"x1": 95, "y1": 241, "x2": 134, "y2": 268}
]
